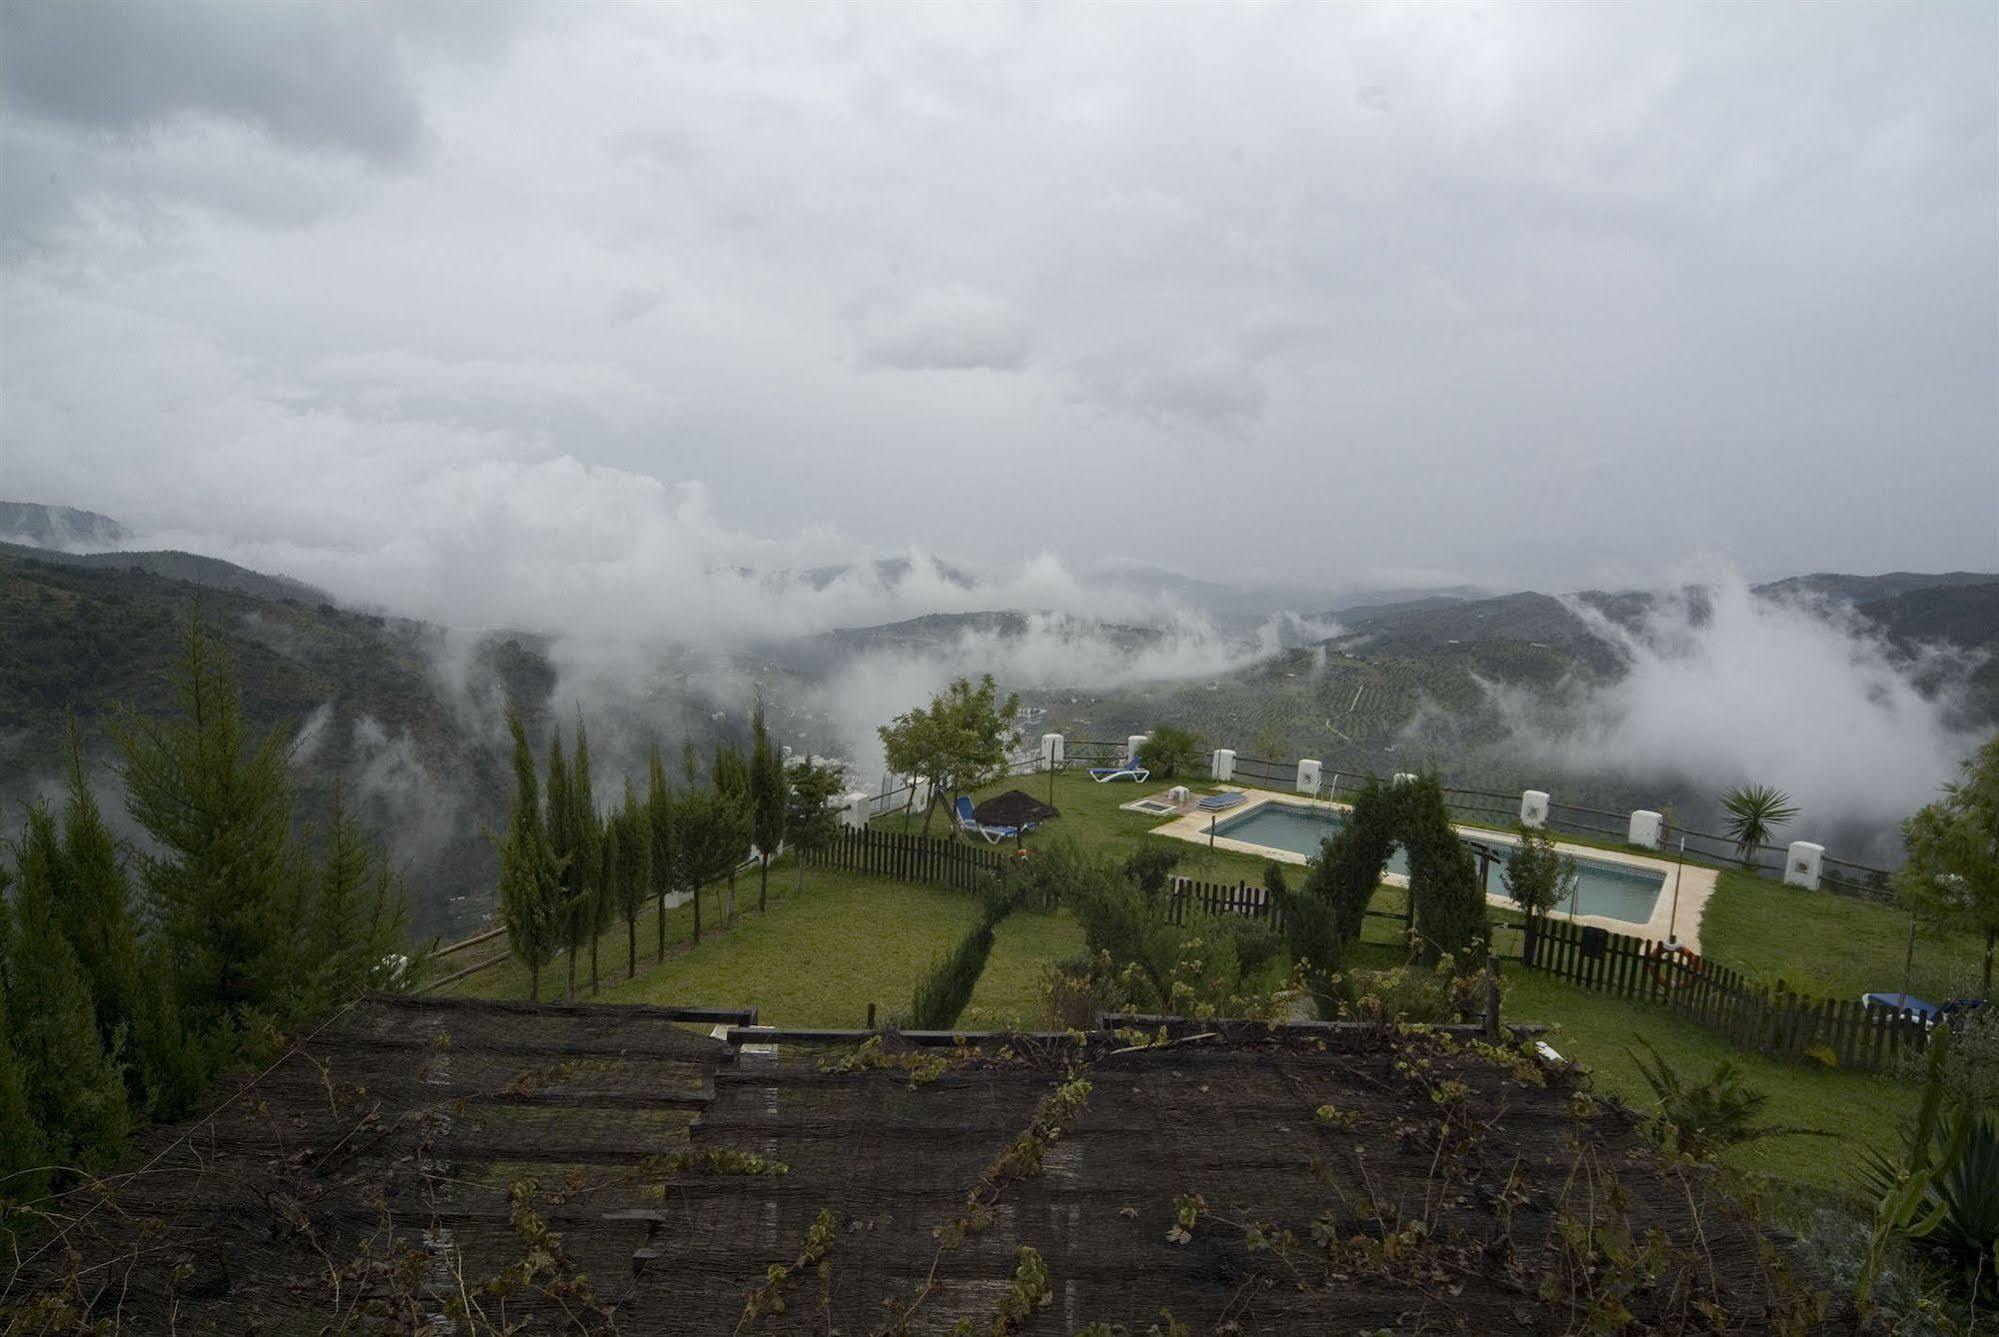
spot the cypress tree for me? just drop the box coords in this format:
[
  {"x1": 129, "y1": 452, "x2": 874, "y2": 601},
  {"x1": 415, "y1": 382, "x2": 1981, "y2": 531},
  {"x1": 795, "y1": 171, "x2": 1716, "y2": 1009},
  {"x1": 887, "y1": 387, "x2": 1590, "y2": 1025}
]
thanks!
[
  {"x1": 616, "y1": 782, "x2": 653, "y2": 979},
  {"x1": 1404, "y1": 775, "x2": 1489, "y2": 968},
  {"x1": 1303, "y1": 775, "x2": 1399, "y2": 945},
  {"x1": 711, "y1": 742, "x2": 754, "y2": 924},
  {"x1": 544, "y1": 727, "x2": 581, "y2": 1000},
  {"x1": 115, "y1": 613, "x2": 296, "y2": 1025},
  {"x1": 8, "y1": 808, "x2": 130, "y2": 1176},
  {"x1": 646, "y1": 744, "x2": 677, "y2": 962},
  {"x1": 571, "y1": 722, "x2": 605, "y2": 995},
  {"x1": 749, "y1": 689, "x2": 787, "y2": 913},
  {"x1": 496, "y1": 711, "x2": 562, "y2": 1002}
]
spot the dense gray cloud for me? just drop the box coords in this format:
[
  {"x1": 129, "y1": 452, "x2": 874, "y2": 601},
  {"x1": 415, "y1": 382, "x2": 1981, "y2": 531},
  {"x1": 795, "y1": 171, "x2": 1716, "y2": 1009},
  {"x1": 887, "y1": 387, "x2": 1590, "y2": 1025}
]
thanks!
[{"x1": 2, "y1": 0, "x2": 1994, "y2": 608}]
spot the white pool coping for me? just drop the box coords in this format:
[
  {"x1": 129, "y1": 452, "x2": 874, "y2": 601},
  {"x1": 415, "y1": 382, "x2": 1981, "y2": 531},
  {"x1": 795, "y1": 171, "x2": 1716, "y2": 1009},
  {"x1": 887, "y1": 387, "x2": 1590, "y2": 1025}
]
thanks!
[{"x1": 1154, "y1": 785, "x2": 1714, "y2": 951}]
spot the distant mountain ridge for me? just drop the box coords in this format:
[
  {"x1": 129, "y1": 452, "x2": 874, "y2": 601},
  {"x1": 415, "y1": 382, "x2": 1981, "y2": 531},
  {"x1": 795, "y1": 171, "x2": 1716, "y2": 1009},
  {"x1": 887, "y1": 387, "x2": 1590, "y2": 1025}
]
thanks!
[
  {"x1": 0, "y1": 500, "x2": 127, "y2": 549},
  {"x1": 0, "y1": 540, "x2": 329, "y2": 605}
]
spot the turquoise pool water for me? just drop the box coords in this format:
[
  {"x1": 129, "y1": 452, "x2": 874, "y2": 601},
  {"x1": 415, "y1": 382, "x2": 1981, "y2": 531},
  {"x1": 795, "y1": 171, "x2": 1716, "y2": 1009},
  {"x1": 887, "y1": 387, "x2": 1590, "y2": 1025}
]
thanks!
[{"x1": 1209, "y1": 803, "x2": 1665, "y2": 926}]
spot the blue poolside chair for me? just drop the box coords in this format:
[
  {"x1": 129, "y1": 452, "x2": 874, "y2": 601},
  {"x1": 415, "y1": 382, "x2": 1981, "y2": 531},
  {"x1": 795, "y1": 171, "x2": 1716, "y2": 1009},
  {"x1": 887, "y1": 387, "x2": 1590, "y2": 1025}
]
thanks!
[
  {"x1": 953, "y1": 795, "x2": 1020, "y2": 844},
  {"x1": 1196, "y1": 792, "x2": 1247, "y2": 812},
  {"x1": 1089, "y1": 755, "x2": 1150, "y2": 783},
  {"x1": 1861, "y1": 991, "x2": 1938, "y2": 1022}
]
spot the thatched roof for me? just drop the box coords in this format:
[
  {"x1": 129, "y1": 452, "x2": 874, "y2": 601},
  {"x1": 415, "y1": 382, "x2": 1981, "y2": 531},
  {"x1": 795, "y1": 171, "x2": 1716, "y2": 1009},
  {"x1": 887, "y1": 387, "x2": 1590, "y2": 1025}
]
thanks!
[
  {"x1": 5, "y1": 995, "x2": 1849, "y2": 1334},
  {"x1": 972, "y1": 788, "x2": 1061, "y2": 829}
]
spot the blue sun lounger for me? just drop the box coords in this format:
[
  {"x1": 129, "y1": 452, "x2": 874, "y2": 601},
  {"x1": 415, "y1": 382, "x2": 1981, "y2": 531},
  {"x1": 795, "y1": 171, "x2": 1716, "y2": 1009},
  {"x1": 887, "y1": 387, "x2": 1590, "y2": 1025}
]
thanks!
[
  {"x1": 1196, "y1": 792, "x2": 1247, "y2": 812},
  {"x1": 1089, "y1": 756, "x2": 1149, "y2": 783},
  {"x1": 953, "y1": 795, "x2": 1022, "y2": 844}
]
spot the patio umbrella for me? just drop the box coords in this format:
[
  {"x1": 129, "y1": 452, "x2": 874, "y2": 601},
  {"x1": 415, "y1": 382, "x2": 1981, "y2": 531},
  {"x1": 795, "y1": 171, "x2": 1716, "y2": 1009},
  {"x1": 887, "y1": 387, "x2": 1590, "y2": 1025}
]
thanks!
[{"x1": 972, "y1": 790, "x2": 1061, "y2": 843}]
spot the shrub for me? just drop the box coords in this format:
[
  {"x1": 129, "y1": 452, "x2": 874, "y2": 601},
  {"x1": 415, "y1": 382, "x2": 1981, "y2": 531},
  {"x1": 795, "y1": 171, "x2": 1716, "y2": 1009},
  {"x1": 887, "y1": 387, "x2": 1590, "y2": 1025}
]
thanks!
[
  {"x1": 1122, "y1": 844, "x2": 1181, "y2": 903},
  {"x1": 1137, "y1": 725, "x2": 1203, "y2": 780}
]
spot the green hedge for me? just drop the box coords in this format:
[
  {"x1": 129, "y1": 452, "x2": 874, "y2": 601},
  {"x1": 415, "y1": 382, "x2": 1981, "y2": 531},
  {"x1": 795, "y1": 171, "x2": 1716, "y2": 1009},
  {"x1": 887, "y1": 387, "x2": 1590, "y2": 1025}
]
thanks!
[{"x1": 909, "y1": 892, "x2": 1012, "y2": 1029}]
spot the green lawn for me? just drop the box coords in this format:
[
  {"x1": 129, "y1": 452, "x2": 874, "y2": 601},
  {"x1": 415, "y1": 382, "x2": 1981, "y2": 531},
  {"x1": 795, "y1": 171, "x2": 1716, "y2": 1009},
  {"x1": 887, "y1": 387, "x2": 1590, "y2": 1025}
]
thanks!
[
  {"x1": 868, "y1": 769, "x2": 1294, "y2": 887},
  {"x1": 1698, "y1": 868, "x2": 1988, "y2": 1001},
  {"x1": 597, "y1": 870, "x2": 983, "y2": 1027},
  {"x1": 963, "y1": 907, "x2": 1086, "y2": 1029},
  {"x1": 1499, "y1": 966, "x2": 1912, "y2": 1190}
]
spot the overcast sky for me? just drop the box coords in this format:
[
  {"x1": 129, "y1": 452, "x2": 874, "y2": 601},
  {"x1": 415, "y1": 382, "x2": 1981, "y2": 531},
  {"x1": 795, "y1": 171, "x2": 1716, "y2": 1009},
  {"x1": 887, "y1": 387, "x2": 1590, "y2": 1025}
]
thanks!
[{"x1": 2, "y1": 0, "x2": 1995, "y2": 616}]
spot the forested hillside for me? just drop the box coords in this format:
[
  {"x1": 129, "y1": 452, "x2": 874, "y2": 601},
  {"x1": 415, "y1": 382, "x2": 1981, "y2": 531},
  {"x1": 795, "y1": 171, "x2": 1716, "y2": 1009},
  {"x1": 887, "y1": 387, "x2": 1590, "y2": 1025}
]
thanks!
[{"x1": 0, "y1": 550, "x2": 555, "y2": 937}]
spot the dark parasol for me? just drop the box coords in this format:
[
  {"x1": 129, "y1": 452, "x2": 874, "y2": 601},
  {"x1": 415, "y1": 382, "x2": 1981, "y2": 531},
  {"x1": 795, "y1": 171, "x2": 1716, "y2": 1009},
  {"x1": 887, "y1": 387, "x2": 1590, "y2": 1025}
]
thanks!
[{"x1": 972, "y1": 789, "x2": 1061, "y2": 832}]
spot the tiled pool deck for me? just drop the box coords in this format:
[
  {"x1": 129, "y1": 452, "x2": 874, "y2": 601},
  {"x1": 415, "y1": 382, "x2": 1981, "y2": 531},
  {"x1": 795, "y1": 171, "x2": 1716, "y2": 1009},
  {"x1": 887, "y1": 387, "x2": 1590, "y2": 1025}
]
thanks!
[{"x1": 1153, "y1": 784, "x2": 1714, "y2": 951}]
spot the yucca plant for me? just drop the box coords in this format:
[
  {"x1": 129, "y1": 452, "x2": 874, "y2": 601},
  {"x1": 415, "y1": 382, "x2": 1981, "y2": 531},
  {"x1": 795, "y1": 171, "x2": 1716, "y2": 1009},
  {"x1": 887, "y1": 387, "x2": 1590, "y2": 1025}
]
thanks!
[
  {"x1": 1858, "y1": 1026, "x2": 1999, "y2": 1300},
  {"x1": 1624, "y1": 1035, "x2": 1825, "y2": 1159},
  {"x1": 1719, "y1": 784, "x2": 1800, "y2": 865}
]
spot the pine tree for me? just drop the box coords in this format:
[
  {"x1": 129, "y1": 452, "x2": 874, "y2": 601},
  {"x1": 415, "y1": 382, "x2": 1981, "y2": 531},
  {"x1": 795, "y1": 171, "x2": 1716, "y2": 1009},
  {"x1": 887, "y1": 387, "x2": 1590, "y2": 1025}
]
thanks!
[
  {"x1": 7, "y1": 808, "x2": 130, "y2": 1176},
  {"x1": 616, "y1": 780, "x2": 653, "y2": 979},
  {"x1": 0, "y1": 866, "x2": 50, "y2": 1212},
  {"x1": 647, "y1": 744, "x2": 678, "y2": 962},
  {"x1": 543, "y1": 726, "x2": 583, "y2": 1000},
  {"x1": 52, "y1": 727, "x2": 197, "y2": 1114},
  {"x1": 301, "y1": 784, "x2": 411, "y2": 1015},
  {"x1": 115, "y1": 613, "x2": 297, "y2": 1026},
  {"x1": 495, "y1": 711, "x2": 563, "y2": 1002},
  {"x1": 749, "y1": 689, "x2": 788, "y2": 913}
]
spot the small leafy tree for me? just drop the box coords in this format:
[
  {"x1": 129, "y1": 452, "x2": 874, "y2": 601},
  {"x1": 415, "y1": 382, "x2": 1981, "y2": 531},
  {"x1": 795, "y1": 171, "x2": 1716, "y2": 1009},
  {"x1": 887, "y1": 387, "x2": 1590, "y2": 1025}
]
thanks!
[
  {"x1": 1897, "y1": 734, "x2": 1999, "y2": 992},
  {"x1": 878, "y1": 675, "x2": 1020, "y2": 836},
  {"x1": 784, "y1": 755, "x2": 846, "y2": 897},
  {"x1": 749, "y1": 689, "x2": 788, "y2": 913},
  {"x1": 1719, "y1": 783, "x2": 1799, "y2": 865},
  {"x1": 1137, "y1": 724, "x2": 1203, "y2": 780},
  {"x1": 495, "y1": 711, "x2": 563, "y2": 1002},
  {"x1": 1502, "y1": 824, "x2": 1579, "y2": 926}
]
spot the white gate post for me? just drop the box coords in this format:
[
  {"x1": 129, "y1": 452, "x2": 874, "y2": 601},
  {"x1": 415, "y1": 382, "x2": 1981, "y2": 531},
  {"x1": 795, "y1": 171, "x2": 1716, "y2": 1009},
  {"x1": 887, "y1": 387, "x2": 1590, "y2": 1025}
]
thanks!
[
  {"x1": 1520, "y1": 790, "x2": 1549, "y2": 828},
  {"x1": 1212, "y1": 748, "x2": 1236, "y2": 782}
]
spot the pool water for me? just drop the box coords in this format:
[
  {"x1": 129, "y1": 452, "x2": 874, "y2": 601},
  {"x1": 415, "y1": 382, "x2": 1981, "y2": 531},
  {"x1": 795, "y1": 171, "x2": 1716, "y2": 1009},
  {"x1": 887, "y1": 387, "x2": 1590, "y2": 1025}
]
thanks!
[{"x1": 1209, "y1": 803, "x2": 1665, "y2": 926}]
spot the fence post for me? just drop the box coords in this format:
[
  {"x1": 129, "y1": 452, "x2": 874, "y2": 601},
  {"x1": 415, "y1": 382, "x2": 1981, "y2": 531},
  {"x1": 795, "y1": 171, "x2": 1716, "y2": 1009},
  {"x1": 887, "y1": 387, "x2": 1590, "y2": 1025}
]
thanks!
[{"x1": 1482, "y1": 954, "x2": 1501, "y2": 1040}]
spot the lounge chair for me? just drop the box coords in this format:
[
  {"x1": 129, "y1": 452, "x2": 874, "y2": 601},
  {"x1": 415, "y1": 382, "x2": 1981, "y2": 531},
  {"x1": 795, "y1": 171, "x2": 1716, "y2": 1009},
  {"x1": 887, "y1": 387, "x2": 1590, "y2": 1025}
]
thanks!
[
  {"x1": 953, "y1": 795, "x2": 1021, "y2": 844},
  {"x1": 1861, "y1": 991, "x2": 1937, "y2": 1021},
  {"x1": 1089, "y1": 756, "x2": 1149, "y2": 783},
  {"x1": 1196, "y1": 792, "x2": 1246, "y2": 812}
]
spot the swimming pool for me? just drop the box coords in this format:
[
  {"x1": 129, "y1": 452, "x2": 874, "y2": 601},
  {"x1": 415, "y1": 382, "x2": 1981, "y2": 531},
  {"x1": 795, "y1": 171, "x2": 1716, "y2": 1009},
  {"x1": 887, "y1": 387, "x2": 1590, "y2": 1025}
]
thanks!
[{"x1": 1210, "y1": 802, "x2": 1665, "y2": 926}]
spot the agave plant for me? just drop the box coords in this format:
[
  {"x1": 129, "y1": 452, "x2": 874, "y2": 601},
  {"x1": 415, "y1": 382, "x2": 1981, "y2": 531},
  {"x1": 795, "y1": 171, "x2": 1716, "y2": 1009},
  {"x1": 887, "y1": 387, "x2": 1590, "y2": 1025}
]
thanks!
[{"x1": 1719, "y1": 784, "x2": 1800, "y2": 865}]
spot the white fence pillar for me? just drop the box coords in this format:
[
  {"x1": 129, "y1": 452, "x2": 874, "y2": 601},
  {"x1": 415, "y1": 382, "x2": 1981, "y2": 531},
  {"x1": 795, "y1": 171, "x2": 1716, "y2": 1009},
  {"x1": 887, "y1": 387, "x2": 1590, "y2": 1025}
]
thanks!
[
  {"x1": 1628, "y1": 810, "x2": 1663, "y2": 849},
  {"x1": 908, "y1": 777, "x2": 930, "y2": 811},
  {"x1": 1785, "y1": 841, "x2": 1825, "y2": 891},
  {"x1": 1296, "y1": 759, "x2": 1322, "y2": 794},
  {"x1": 1520, "y1": 790, "x2": 1549, "y2": 828},
  {"x1": 1040, "y1": 733, "x2": 1064, "y2": 770},
  {"x1": 841, "y1": 792, "x2": 870, "y2": 830},
  {"x1": 1392, "y1": 772, "x2": 1418, "y2": 787},
  {"x1": 1126, "y1": 734, "x2": 1149, "y2": 764},
  {"x1": 1211, "y1": 748, "x2": 1236, "y2": 782}
]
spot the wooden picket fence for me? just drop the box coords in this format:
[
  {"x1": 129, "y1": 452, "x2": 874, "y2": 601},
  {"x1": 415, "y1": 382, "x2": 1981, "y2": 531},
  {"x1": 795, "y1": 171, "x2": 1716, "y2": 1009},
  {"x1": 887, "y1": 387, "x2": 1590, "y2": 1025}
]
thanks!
[
  {"x1": 1162, "y1": 876, "x2": 1283, "y2": 929},
  {"x1": 1521, "y1": 915, "x2": 1931, "y2": 1072},
  {"x1": 808, "y1": 826, "x2": 1011, "y2": 894}
]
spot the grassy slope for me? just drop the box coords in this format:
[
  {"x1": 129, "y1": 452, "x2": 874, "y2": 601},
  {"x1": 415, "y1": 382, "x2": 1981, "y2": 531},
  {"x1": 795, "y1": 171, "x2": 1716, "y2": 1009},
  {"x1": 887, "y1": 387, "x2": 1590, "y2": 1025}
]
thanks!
[
  {"x1": 963, "y1": 908, "x2": 1086, "y2": 1028},
  {"x1": 1698, "y1": 869, "x2": 1988, "y2": 1000},
  {"x1": 599, "y1": 871, "x2": 981, "y2": 1026}
]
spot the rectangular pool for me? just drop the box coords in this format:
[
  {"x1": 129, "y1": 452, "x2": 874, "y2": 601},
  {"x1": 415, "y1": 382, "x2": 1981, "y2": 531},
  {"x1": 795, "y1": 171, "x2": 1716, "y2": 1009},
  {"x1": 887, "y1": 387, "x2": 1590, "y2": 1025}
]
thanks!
[{"x1": 1210, "y1": 803, "x2": 1664, "y2": 926}]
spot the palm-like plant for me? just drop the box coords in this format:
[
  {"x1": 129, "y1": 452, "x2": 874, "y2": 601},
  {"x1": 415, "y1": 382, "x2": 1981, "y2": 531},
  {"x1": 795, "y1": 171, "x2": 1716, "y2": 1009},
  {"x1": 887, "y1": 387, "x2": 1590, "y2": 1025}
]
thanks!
[{"x1": 1719, "y1": 783, "x2": 1799, "y2": 865}]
